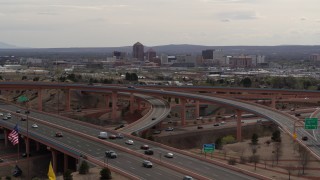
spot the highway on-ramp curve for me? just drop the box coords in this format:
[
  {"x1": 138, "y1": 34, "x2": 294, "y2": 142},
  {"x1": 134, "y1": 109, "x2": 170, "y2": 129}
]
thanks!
[
  {"x1": 0, "y1": 103, "x2": 187, "y2": 180},
  {"x1": 0, "y1": 102, "x2": 258, "y2": 180}
]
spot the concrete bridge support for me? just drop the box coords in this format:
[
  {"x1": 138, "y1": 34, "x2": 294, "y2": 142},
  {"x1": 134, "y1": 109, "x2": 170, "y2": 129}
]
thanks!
[
  {"x1": 112, "y1": 91, "x2": 118, "y2": 120},
  {"x1": 137, "y1": 99, "x2": 142, "y2": 111},
  {"x1": 51, "y1": 149, "x2": 58, "y2": 173},
  {"x1": 64, "y1": 154, "x2": 69, "y2": 172},
  {"x1": 36, "y1": 142, "x2": 40, "y2": 151},
  {"x1": 180, "y1": 98, "x2": 186, "y2": 126},
  {"x1": 65, "y1": 89, "x2": 71, "y2": 111},
  {"x1": 130, "y1": 93, "x2": 135, "y2": 114},
  {"x1": 236, "y1": 109, "x2": 242, "y2": 142},
  {"x1": 105, "y1": 95, "x2": 110, "y2": 111},
  {"x1": 271, "y1": 97, "x2": 276, "y2": 109},
  {"x1": 25, "y1": 137, "x2": 30, "y2": 155},
  {"x1": 37, "y1": 89, "x2": 42, "y2": 111},
  {"x1": 195, "y1": 100, "x2": 200, "y2": 118},
  {"x1": 4, "y1": 129, "x2": 8, "y2": 147}
]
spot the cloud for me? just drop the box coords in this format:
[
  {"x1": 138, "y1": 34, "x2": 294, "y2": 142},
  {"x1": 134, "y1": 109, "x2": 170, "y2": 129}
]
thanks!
[
  {"x1": 47, "y1": 4, "x2": 128, "y2": 11},
  {"x1": 221, "y1": 19, "x2": 231, "y2": 22},
  {"x1": 201, "y1": 0, "x2": 256, "y2": 3},
  {"x1": 300, "y1": 17, "x2": 307, "y2": 21},
  {"x1": 216, "y1": 11, "x2": 259, "y2": 20},
  {"x1": 37, "y1": 12, "x2": 59, "y2": 16}
]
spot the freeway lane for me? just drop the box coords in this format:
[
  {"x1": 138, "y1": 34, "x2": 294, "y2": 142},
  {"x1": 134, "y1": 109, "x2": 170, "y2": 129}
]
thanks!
[
  {"x1": 120, "y1": 95, "x2": 170, "y2": 134},
  {"x1": 0, "y1": 102, "x2": 257, "y2": 180},
  {"x1": 0, "y1": 112, "x2": 185, "y2": 180}
]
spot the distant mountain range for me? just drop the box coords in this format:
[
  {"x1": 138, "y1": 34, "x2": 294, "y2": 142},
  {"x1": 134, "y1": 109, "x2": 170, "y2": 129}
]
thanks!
[
  {"x1": 1, "y1": 41, "x2": 320, "y2": 61},
  {"x1": 0, "y1": 41, "x2": 18, "y2": 49}
]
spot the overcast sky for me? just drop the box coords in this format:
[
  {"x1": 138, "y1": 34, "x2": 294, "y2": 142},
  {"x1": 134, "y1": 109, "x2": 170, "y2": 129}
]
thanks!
[{"x1": 0, "y1": 0, "x2": 319, "y2": 48}]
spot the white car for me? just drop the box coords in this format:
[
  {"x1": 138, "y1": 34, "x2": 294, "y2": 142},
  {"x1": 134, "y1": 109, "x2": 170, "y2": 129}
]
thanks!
[
  {"x1": 0, "y1": 113, "x2": 3, "y2": 116},
  {"x1": 32, "y1": 124, "x2": 38, "y2": 128},
  {"x1": 125, "y1": 140, "x2": 134, "y2": 145},
  {"x1": 165, "y1": 152, "x2": 174, "y2": 158}
]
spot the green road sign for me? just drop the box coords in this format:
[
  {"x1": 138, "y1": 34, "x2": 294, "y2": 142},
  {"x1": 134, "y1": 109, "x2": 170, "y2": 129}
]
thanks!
[
  {"x1": 18, "y1": 96, "x2": 28, "y2": 102},
  {"x1": 305, "y1": 118, "x2": 318, "y2": 130},
  {"x1": 203, "y1": 144, "x2": 215, "y2": 153}
]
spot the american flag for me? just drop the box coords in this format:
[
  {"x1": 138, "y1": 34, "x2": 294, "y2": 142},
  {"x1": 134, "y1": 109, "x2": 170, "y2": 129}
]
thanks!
[{"x1": 8, "y1": 124, "x2": 19, "y2": 146}]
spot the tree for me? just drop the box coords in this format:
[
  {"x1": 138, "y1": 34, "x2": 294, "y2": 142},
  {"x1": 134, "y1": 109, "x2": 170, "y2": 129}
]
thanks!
[
  {"x1": 21, "y1": 76, "x2": 27, "y2": 80},
  {"x1": 298, "y1": 145, "x2": 310, "y2": 175},
  {"x1": 271, "y1": 130, "x2": 281, "y2": 142},
  {"x1": 249, "y1": 155, "x2": 260, "y2": 170},
  {"x1": 251, "y1": 133, "x2": 259, "y2": 145},
  {"x1": 63, "y1": 169, "x2": 73, "y2": 180},
  {"x1": 33, "y1": 77, "x2": 40, "y2": 81},
  {"x1": 100, "y1": 167, "x2": 112, "y2": 180},
  {"x1": 272, "y1": 142, "x2": 282, "y2": 165},
  {"x1": 215, "y1": 137, "x2": 223, "y2": 150},
  {"x1": 241, "y1": 77, "x2": 252, "y2": 87},
  {"x1": 78, "y1": 160, "x2": 89, "y2": 174}
]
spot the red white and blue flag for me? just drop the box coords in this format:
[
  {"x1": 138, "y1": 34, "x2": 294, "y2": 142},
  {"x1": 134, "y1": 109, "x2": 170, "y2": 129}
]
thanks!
[{"x1": 8, "y1": 124, "x2": 19, "y2": 146}]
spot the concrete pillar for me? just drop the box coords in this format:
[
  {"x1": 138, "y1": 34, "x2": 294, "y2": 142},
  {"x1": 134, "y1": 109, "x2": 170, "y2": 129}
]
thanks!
[
  {"x1": 4, "y1": 129, "x2": 8, "y2": 147},
  {"x1": 51, "y1": 150, "x2": 57, "y2": 173},
  {"x1": 181, "y1": 98, "x2": 186, "y2": 126},
  {"x1": 195, "y1": 100, "x2": 200, "y2": 118},
  {"x1": 65, "y1": 89, "x2": 71, "y2": 111},
  {"x1": 271, "y1": 97, "x2": 276, "y2": 109},
  {"x1": 25, "y1": 137, "x2": 30, "y2": 154},
  {"x1": 37, "y1": 89, "x2": 43, "y2": 111},
  {"x1": 36, "y1": 142, "x2": 40, "y2": 151},
  {"x1": 236, "y1": 109, "x2": 242, "y2": 142},
  {"x1": 112, "y1": 91, "x2": 117, "y2": 120},
  {"x1": 130, "y1": 93, "x2": 135, "y2": 114},
  {"x1": 137, "y1": 99, "x2": 142, "y2": 110},
  {"x1": 64, "y1": 154, "x2": 68, "y2": 172},
  {"x1": 105, "y1": 95, "x2": 110, "y2": 111}
]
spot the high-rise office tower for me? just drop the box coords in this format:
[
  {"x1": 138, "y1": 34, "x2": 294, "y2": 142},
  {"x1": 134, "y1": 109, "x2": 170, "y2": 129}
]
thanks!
[{"x1": 133, "y1": 42, "x2": 144, "y2": 61}]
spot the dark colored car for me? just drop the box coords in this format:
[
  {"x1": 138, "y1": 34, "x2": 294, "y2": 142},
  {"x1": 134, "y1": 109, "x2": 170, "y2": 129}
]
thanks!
[
  {"x1": 144, "y1": 150, "x2": 154, "y2": 155},
  {"x1": 141, "y1": 145, "x2": 149, "y2": 150},
  {"x1": 20, "y1": 117, "x2": 27, "y2": 121},
  {"x1": 25, "y1": 110, "x2": 30, "y2": 114},
  {"x1": 116, "y1": 133, "x2": 124, "y2": 139},
  {"x1": 22, "y1": 153, "x2": 31, "y2": 158},
  {"x1": 213, "y1": 123, "x2": 220, "y2": 126},
  {"x1": 105, "y1": 150, "x2": 117, "y2": 158},
  {"x1": 16, "y1": 110, "x2": 21, "y2": 113},
  {"x1": 153, "y1": 130, "x2": 162, "y2": 134},
  {"x1": 197, "y1": 126, "x2": 203, "y2": 129},
  {"x1": 114, "y1": 124, "x2": 125, "y2": 130},
  {"x1": 152, "y1": 117, "x2": 156, "y2": 120},
  {"x1": 302, "y1": 136, "x2": 308, "y2": 141},
  {"x1": 55, "y1": 132, "x2": 63, "y2": 137},
  {"x1": 165, "y1": 127, "x2": 174, "y2": 131},
  {"x1": 109, "y1": 134, "x2": 117, "y2": 139}
]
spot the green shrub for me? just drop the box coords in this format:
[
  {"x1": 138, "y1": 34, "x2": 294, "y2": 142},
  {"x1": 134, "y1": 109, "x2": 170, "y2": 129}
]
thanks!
[
  {"x1": 79, "y1": 161, "x2": 89, "y2": 174},
  {"x1": 222, "y1": 135, "x2": 236, "y2": 144},
  {"x1": 100, "y1": 168, "x2": 112, "y2": 180}
]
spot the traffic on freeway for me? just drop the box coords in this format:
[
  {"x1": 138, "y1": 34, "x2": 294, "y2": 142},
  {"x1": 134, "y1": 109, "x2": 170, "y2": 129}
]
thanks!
[{"x1": 0, "y1": 102, "x2": 258, "y2": 180}]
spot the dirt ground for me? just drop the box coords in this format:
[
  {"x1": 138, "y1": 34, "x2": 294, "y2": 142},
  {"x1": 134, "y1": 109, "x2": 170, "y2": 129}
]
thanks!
[
  {"x1": 190, "y1": 133, "x2": 320, "y2": 180},
  {"x1": 56, "y1": 167, "x2": 129, "y2": 180}
]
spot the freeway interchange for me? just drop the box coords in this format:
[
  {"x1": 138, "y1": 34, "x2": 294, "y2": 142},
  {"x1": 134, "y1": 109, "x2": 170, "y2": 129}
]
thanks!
[{"x1": 0, "y1": 82, "x2": 319, "y2": 179}]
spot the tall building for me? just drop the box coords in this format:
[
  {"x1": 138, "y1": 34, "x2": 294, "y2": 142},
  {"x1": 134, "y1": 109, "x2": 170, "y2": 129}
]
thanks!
[
  {"x1": 202, "y1": 49, "x2": 215, "y2": 59},
  {"x1": 229, "y1": 55, "x2": 252, "y2": 68},
  {"x1": 133, "y1": 42, "x2": 144, "y2": 61},
  {"x1": 146, "y1": 48, "x2": 156, "y2": 61},
  {"x1": 310, "y1": 54, "x2": 320, "y2": 61}
]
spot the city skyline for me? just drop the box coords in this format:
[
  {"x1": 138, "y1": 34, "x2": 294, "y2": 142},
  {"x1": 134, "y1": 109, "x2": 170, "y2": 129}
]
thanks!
[{"x1": 0, "y1": 0, "x2": 319, "y2": 48}]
